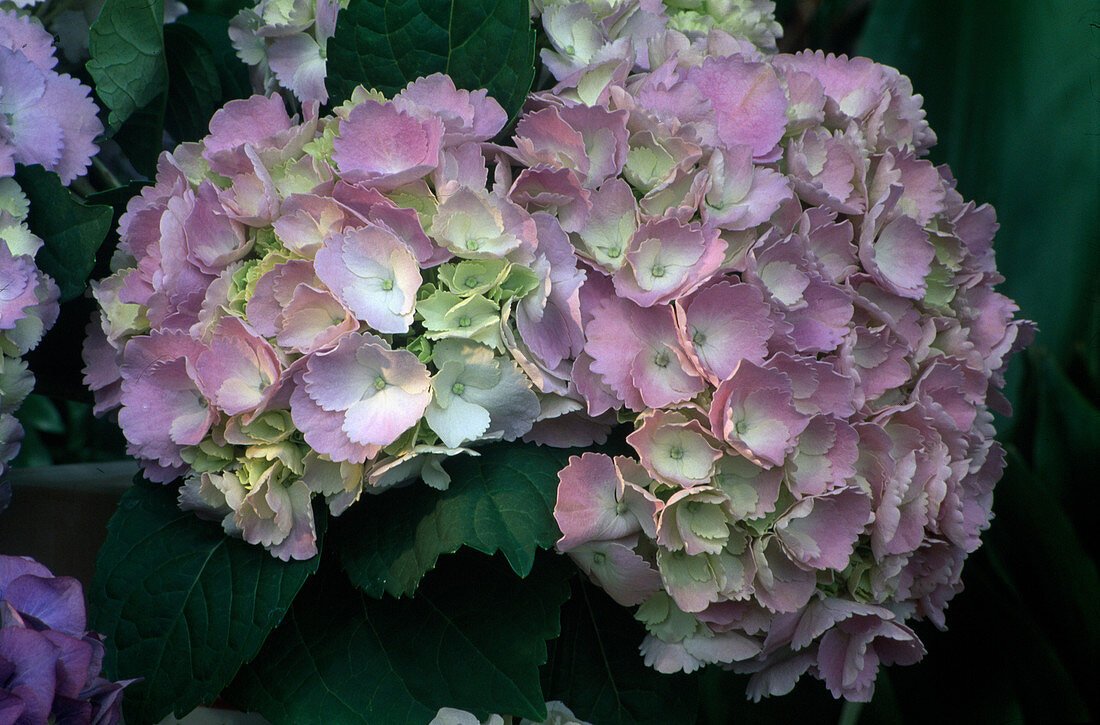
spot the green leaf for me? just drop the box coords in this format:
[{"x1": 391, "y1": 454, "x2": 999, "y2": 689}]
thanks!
[
  {"x1": 177, "y1": 0, "x2": 252, "y2": 18},
  {"x1": 225, "y1": 551, "x2": 572, "y2": 724},
  {"x1": 984, "y1": 448, "x2": 1100, "y2": 708},
  {"x1": 112, "y1": 92, "x2": 168, "y2": 179},
  {"x1": 543, "y1": 578, "x2": 698, "y2": 725},
  {"x1": 89, "y1": 478, "x2": 325, "y2": 723},
  {"x1": 87, "y1": 0, "x2": 169, "y2": 134},
  {"x1": 13, "y1": 394, "x2": 64, "y2": 435},
  {"x1": 13, "y1": 165, "x2": 113, "y2": 303},
  {"x1": 1030, "y1": 350, "x2": 1100, "y2": 508},
  {"x1": 10, "y1": 426, "x2": 51, "y2": 468},
  {"x1": 85, "y1": 181, "x2": 149, "y2": 282},
  {"x1": 328, "y1": 0, "x2": 535, "y2": 122},
  {"x1": 163, "y1": 23, "x2": 222, "y2": 143},
  {"x1": 176, "y1": 13, "x2": 253, "y2": 104},
  {"x1": 335, "y1": 442, "x2": 574, "y2": 598}
]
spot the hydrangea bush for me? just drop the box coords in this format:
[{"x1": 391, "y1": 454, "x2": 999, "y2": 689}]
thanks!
[
  {"x1": 58, "y1": 0, "x2": 1058, "y2": 720},
  {"x1": 83, "y1": 77, "x2": 608, "y2": 560},
  {"x1": 0, "y1": 555, "x2": 131, "y2": 724},
  {"x1": 528, "y1": 0, "x2": 1033, "y2": 702}
]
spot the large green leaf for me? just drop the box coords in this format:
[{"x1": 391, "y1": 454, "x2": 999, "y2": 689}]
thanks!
[
  {"x1": 225, "y1": 551, "x2": 572, "y2": 724},
  {"x1": 336, "y1": 442, "x2": 574, "y2": 598},
  {"x1": 175, "y1": 13, "x2": 253, "y2": 104},
  {"x1": 175, "y1": 0, "x2": 251, "y2": 17},
  {"x1": 981, "y1": 447, "x2": 1100, "y2": 712},
  {"x1": 1023, "y1": 349, "x2": 1100, "y2": 559},
  {"x1": 163, "y1": 23, "x2": 222, "y2": 143},
  {"x1": 89, "y1": 478, "x2": 325, "y2": 723},
  {"x1": 327, "y1": 0, "x2": 535, "y2": 121},
  {"x1": 543, "y1": 579, "x2": 699, "y2": 725},
  {"x1": 13, "y1": 165, "x2": 113, "y2": 303},
  {"x1": 87, "y1": 0, "x2": 169, "y2": 134},
  {"x1": 857, "y1": 0, "x2": 1099, "y2": 403}
]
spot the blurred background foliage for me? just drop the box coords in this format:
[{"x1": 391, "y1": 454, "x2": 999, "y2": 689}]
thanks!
[{"x1": 9, "y1": 0, "x2": 1098, "y2": 721}]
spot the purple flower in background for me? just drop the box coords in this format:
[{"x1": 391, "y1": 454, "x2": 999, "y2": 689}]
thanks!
[
  {"x1": 0, "y1": 555, "x2": 132, "y2": 724},
  {"x1": 0, "y1": 11, "x2": 101, "y2": 184}
]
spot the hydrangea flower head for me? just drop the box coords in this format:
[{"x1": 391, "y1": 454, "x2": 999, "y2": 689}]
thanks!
[
  {"x1": 85, "y1": 77, "x2": 605, "y2": 560},
  {"x1": 534, "y1": 0, "x2": 1033, "y2": 702}
]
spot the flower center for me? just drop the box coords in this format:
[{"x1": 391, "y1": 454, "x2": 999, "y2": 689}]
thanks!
[
  {"x1": 669, "y1": 446, "x2": 684, "y2": 461},
  {"x1": 653, "y1": 350, "x2": 670, "y2": 368},
  {"x1": 373, "y1": 375, "x2": 387, "y2": 390},
  {"x1": 381, "y1": 279, "x2": 394, "y2": 291},
  {"x1": 451, "y1": 382, "x2": 465, "y2": 396},
  {"x1": 458, "y1": 315, "x2": 472, "y2": 327},
  {"x1": 692, "y1": 329, "x2": 706, "y2": 346},
  {"x1": 650, "y1": 263, "x2": 666, "y2": 278}
]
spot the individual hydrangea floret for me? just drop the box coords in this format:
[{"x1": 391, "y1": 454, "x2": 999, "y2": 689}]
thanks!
[
  {"x1": 84, "y1": 77, "x2": 607, "y2": 560},
  {"x1": 230, "y1": 0, "x2": 344, "y2": 105},
  {"x1": 0, "y1": 555, "x2": 133, "y2": 724}
]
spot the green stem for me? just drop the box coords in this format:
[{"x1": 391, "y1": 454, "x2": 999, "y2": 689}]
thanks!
[
  {"x1": 838, "y1": 700, "x2": 864, "y2": 725},
  {"x1": 92, "y1": 157, "x2": 122, "y2": 191},
  {"x1": 70, "y1": 177, "x2": 96, "y2": 200}
]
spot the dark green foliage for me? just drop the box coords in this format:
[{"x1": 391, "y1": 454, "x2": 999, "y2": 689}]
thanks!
[
  {"x1": 87, "y1": 0, "x2": 169, "y2": 134},
  {"x1": 336, "y1": 441, "x2": 575, "y2": 597},
  {"x1": 163, "y1": 23, "x2": 223, "y2": 142},
  {"x1": 89, "y1": 478, "x2": 324, "y2": 723},
  {"x1": 857, "y1": 0, "x2": 1099, "y2": 387},
  {"x1": 174, "y1": 13, "x2": 254, "y2": 109},
  {"x1": 328, "y1": 0, "x2": 534, "y2": 122},
  {"x1": 543, "y1": 578, "x2": 699, "y2": 725},
  {"x1": 225, "y1": 551, "x2": 572, "y2": 724},
  {"x1": 13, "y1": 165, "x2": 113, "y2": 303}
]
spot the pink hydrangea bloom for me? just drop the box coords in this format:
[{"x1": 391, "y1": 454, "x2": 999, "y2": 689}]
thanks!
[
  {"x1": 85, "y1": 83, "x2": 598, "y2": 560},
  {"x1": 535, "y1": 1, "x2": 1032, "y2": 702}
]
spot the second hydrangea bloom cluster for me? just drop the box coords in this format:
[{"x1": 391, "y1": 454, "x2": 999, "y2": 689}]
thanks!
[
  {"x1": 84, "y1": 77, "x2": 606, "y2": 560},
  {"x1": 534, "y1": 6, "x2": 1032, "y2": 704}
]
